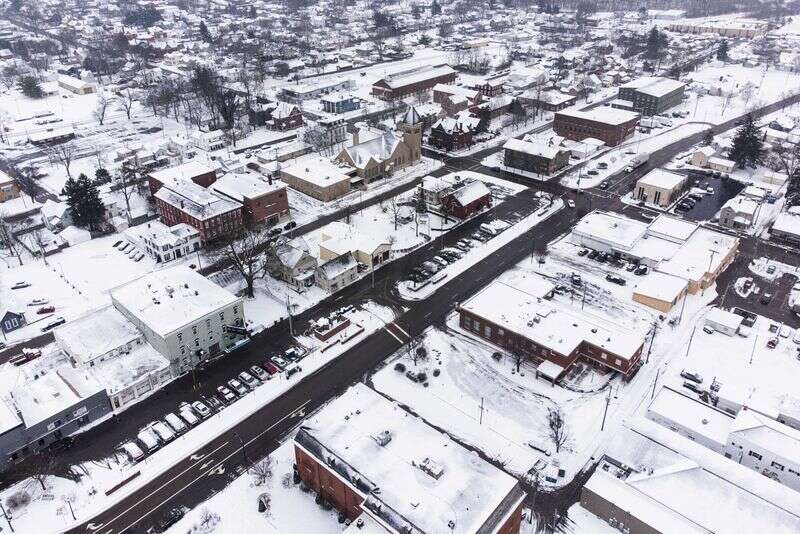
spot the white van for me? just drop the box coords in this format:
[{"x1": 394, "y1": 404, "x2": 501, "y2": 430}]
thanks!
[
  {"x1": 120, "y1": 441, "x2": 145, "y2": 463},
  {"x1": 150, "y1": 421, "x2": 176, "y2": 444},
  {"x1": 164, "y1": 413, "x2": 187, "y2": 435},
  {"x1": 179, "y1": 406, "x2": 200, "y2": 427},
  {"x1": 137, "y1": 428, "x2": 160, "y2": 453}
]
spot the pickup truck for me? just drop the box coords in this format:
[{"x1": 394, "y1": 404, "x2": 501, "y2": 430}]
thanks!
[{"x1": 624, "y1": 152, "x2": 650, "y2": 173}]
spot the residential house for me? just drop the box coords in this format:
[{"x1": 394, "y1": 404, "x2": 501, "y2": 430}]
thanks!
[
  {"x1": 267, "y1": 102, "x2": 304, "y2": 131},
  {"x1": 124, "y1": 220, "x2": 201, "y2": 263},
  {"x1": 503, "y1": 138, "x2": 570, "y2": 175},
  {"x1": 0, "y1": 171, "x2": 20, "y2": 203},
  {"x1": 154, "y1": 180, "x2": 243, "y2": 242},
  {"x1": 269, "y1": 237, "x2": 317, "y2": 288},
  {"x1": 1, "y1": 309, "x2": 25, "y2": 334},
  {"x1": 428, "y1": 114, "x2": 480, "y2": 152},
  {"x1": 718, "y1": 196, "x2": 758, "y2": 229},
  {"x1": 315, "y1": 251, "x2": 358, "y2": 292}
]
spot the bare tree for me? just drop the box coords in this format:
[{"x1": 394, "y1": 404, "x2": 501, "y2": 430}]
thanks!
[
  {"x1": 546, "y1": 407, "x2": 570, "y2": 453},
  {"x1": 768, "y1": 142, "x2": 800, "y2": 179},
  {"x1": 513, "y1": 351, "x2": 524, "y2": 372},
  {"x1": 45, "y1": 141, "x2": 77, "y2": 180},
  {"x1": 0, "y1": 208, "x2": 22, "y2": 265},
  {"x1": 117, "y1": 89, "x2": 136, "y2": 120},
  {"x1": 115, "y1": 162, "x2": 142, "y2": 222},
  {"x1": 15, "y1": 164, "x2": 38, "y2": 202},
  {"x1": 94, "y1": 93, "x2": 114, "y2": 125},
  {"x1": 213, "y1": 226, "x2": 274, "y2": 298},
  {"x1": 388, "y1": 196, "x2": 403, "y2": 231},
  {"x1": 249, "y1": 457, "x2": 273, "y2": 486}
]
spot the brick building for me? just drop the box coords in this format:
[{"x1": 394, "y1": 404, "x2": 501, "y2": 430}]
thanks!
[
  {"x1": 294, "y1": 383, "x2": 525, "y2": 534},
  {"x1": 617, "y1": 76, "x2": 686, "y2": 116},
  {"x1": 503, "y1": 138, "x2": 570, "y2": 175},
  {"x1": 148, "y1": 160, "x2": 220, "y2": 196},
  {"x1": 457, "y1": 278, "x2": 645, "y2": 382},
  {"x1": 554, "y1": 108, "x2": 640, "y2": 147},
  {"x1": 372, "y1": 65, "x2": 456, "y2": 100},
  {"x1": 211, "y1": 172, "x2": 289, "y2": 225},
  {"x1": 470, "y1": 77, "x2": 505, "y2": 97},
  {"x1": 441, "y1": 180, "x2": 492, "y2": 219},
  {"x1": 267, "y1": 102, "x2": 304, "y2": 131},
  {"x1": 0, "y1": 170, "x2": 19, "y2": 203},
  {"x1": 428, "y1": 114, "x2": 480, "y2": 152},
  {"x1": 154, "y1": 180, "x2": 243, "y2": 242}
]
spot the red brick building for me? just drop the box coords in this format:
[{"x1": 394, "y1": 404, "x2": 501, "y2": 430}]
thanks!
[
  {"x1": 441, "y1": 180, "x2": 492, "y2": 219},
  {"x1": 154, "y1": 180, "x2": 243, "y2": 242},
  {"x1": 148, "y1": 160, "x2": 220, "y2": 196},
  {"x1": 294, "y1": 383, "x2": 525, "y2": 534},
  {"x1": 372, "y1": 65, "x2": 456, "y2": 100},
  {"x1": 471, "y1": 78, "x2": 505, "y2": 98},
  {"x1": 554, "y1": 108, "x2": 640, "y2": 147},
  {"x1": 267, "y1": 102, "x2": 304, "y2": 131},
  {"x1": 211, "y1": 172, "x2": 289, "y2": 226},
  {"x1": 458, "y1": 279, "x2": 645, "y2": 382},
  {"x1": 428, "y1": 115, "x2": 480, "y2": 152}
]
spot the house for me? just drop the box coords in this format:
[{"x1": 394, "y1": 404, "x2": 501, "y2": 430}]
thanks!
[
  {"x1": 704, "y1": 307, "x2": 743, "y2": 336},
  {"x1": 432, "y1": 83, "x2": 483, "y2": 111},
  {"x1": 457, "y1": 278, "x2": 645, "y2": 382},
  {"x1": 294, "y1": 383, "x2": 525, "y2": 534},
  {"x1": 634, "y1": 168, "x2": 687, "y2": 207},
  {"x1": 618, "y1": 76, "x2": 686, "y2": 115},
  {"x1": 371, "y1": 65, "x2": 456, "y2": 100},
  {"x1": 503, "y1": 138, "x2": 570, "y2": 175},
  {"x1": 470, "y1": 77, "x2": 505, "y2": 97},
  {"x1": 581, "y1": 418, "x2": 800, "y2": 534},
  {"x1": 110, "y1": 266, "x2": 246, "y2": 376},
  {"x1": 211, "y1": 172, "x2": 289, "y2": 225},
  {"x1": 190, "y1": 130, "x2": 226, "y2": 152},
  {"x1": 335, "y1": 112, "x2": 421, "y2": 184},
  {"x1": 269, "y1": 237, "x2": 317, "y2": 288},
  {"x1": 318, "y1": 222, "x2": 390, "y2": 269},
  {"x1": 280, "y1": 156, "x2": 353, "y2": 202},
  {"x1": 441, "y1": 180, "x2": 492, "y2": 219},
  {"x1": 124, "y1": 221, "x2": 201, "y2": 263},
  {"x1": 267, "y1": 102, "x2": 304, "y2": 131},
  {"x1": 1, "y1": 309, "x2": 25, "y2": 334},
  {"x1": 519, "y1": 89, "x2": 576, "y2": 112},
  {"x1": 0, "y1": 171, "x2": 20, "y2": 203},
  {"x1": 321, "y1": 93, "x2": 360, "y2": 114},
  {"x1": 718, "y1": 196, "x2": 758, "y2": 229},
  {"x1": 707, "y1": 156, "x2": 736, "y2": 173},
  {"x1": 154, "y1": 180, "x2": 243, "y2": 242},
  {"x1": 57, "y1": 74, "x2": 95, "y2": 94},
  {"x1": 691, "y1": 146, "x2": 716, "y2": 167},
  {"x1": 770, "y1": 208, "x2": 800, "y2": 244},
  {"x1": 315, "y1": 251, "x2": 358, "y2": 292},
  {"x1": 148, "y1": 159, "x2": 220, "y2": 196},
  {"x1": 554, "y1": 108, "x2": 640, "y2": 146},
  {"x1": 428, "y1": 114, "x2": 480, "y2": 152}
]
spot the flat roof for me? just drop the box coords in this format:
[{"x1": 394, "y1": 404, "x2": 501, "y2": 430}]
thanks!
[
  {"x1": 648, "y1": 387, "x2": 733, "y2": 447},
  {"x1": 620, "y1": 76, "x2": 685, "y2": 98},
  {"x1": 730, "y1": 409, "x2": 800, "y2": 463},
  {"x1": 282, "y1": 155, "x2": 352, "y2": 188},
  {"x1": 633, "y1": 271, "x2": 687, "y2": 304},
  {"x1": 637, "y1": 168, "x2": 686, "y2": 190},
  {"x1": 657, "y1": 227, "x2": 738, "y2": 283},
  {"x1": 111, "y1": 265, "x2": 240, "y2": 338},
  {"x1": 572, "y1": 211, "x2": 649, "y2": 251},
  {"x1": 503, "y1": 137, "x2": 564, "y2": 159},
  {"x1": 211, "y1": 172, "x2": 285, "y2": 202},
  {"x1": 296, "y1": 383, "x2": 522, "y2": 534},
  {"x1": 557, "y1": 107, "x2": 640, "y2": 126},
  {"x1": 53, "y1": 306, "x2": 140, "y2": 365},
  {"x1": 646, "y1": 214, "x2": 697, "y2": 243},
  {"x1": 149, "y1": 159, "x2": 220, "y2": 183}
]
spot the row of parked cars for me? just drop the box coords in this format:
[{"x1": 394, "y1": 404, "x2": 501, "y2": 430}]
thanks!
[
  {"x1": 119, "y1": 349, "x2": 305, "y2": 463},
  {"x1": 112, "y1": 239, "x2": 145, "y2": 262}
]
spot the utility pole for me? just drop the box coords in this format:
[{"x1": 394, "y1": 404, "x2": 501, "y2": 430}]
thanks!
[
  {"x1": 601, "y1": 386, "x2": 611, "y2": 431},
  {"x1": 479, "y1": 397, "x2": 485, "y2": 424},
  {"x1": 651, "y1": 368, "x2": 660, "y2": 400},
  {"x1": 685, "y1": 326, "x2": 696, "y2": 358},
  {"x1": 646, "y1": 321, "x2": 658, "y2": 363},
  {"x1": 749, "y1": 334, "x2": 758, "y2": 365},
  {"x1": 286, "y1": 294, "x2": 294, "y2": 336},
  {"x1": 701, "y1": 249, "x2": 717, "y2": 296}
]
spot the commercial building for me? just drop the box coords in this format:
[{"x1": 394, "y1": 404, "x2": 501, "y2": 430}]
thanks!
[
  {"x1": 125, "y1": 220, "x2": 201, "y2": 263},
  {"x1": 554, "y1": 108, "x2": 639, "y2": 147},
  {"x1": 280, "y1": 78, "x2": 355, "y2": 104},
  {"x1": 154, "y1": 180, "x2": 243, "y2": 242},
  {"x1": 57, "y1": 74, "x2": 96, "y2": 94},
  {"x1": 280, "y1": 155, "x2": 353, "y2": 202},
  {"x1": 321, "y1": 93, "x2": 360, "y2": 114},
  {"x1": 667, "y1": 18, "x2": 768, "y2": 38},
  {"x1": 294, "y1": 383, "x2": 525, "y2": 534},
  {"x1": 617, "y1": 77, "x2": 686, "y2": 116},
  {"x1": 0, "y1": 170, "x2": 20, "y2": 203},
  {"x1": 110, "y1": 266, "x2": 245, "y2": 376},
  {"x1": 503, "y1": 138, "x2": 570, "y2": 176},
  {"x1": 581, "y1": 418, "x2": 800, "y2": 534},
  {"x1": 519, "y1": 89, "x2": 576, "y2": 112},
  {"x1": 771, "y1": 208, "x2": 800, "y2": 244},
  {"x1": 148, "y1": 159, "x2": 220, "y2": 196},
  {"x1": 631, "y1": 271, "x2": 688, "y2": 313},
  {"x1": 457, "y1": 278, "x2": 645, "y2": 382},
  {"x1": 634, "y1": 168, "x2": 687, "y2": 207},
  {"x1": 211, "y1": 172, "x2": 289, "y2": 225},
  {"x1": 372, "y1": 65, "x2": 456, "y2": 100}
]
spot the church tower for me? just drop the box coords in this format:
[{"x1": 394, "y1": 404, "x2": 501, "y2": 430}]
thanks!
[{"x1": 397, "y1": 105, "x2": 422, "y2": 162}]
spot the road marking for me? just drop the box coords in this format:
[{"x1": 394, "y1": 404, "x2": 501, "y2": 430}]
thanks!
[
  {"x1": 206, "y1": 465, "x2": 226, "y2": 476},
  {"x1": 85, "y1": 522, "x2": 104, "y2": 531},
  {"x1": 390, "y1": 322, "x2": 410, "y2": 339},
  {"x1": 115, "y1": 401, "x2": 311, "y2": 534},
  {"x1": 189, "y1": 453, "x2": 205, "y2": 461}
]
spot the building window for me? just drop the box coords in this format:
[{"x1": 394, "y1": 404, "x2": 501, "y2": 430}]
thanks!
[
  {"x1": 771, "y1": 461, "x2": 785, "y2": 471},
  {"x1": 484, "y1": 325, "x2": 492, "y2": 337},
  {"x1": 748, "y1": 451, "x2": 762, "y2": 461},
  {"x1": 192, "y1": 325, "x2": 198, "y2": 335}
]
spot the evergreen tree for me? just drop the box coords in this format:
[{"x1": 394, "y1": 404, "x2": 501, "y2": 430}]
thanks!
[
  {"x1": 199, "y1": 21, "x2": 213, "y2": 43},
  {"x1": 702, "y1": 129, "x2": 714, "y2": 146},
  {"x1": 78, "y1": 173, "x2": 106, "y2": 231},
  {"x1": 728, "y1": 114, "x2": 765, "y2": 169},
  {"x1": 63, "y1": 176, "x2": 82, "y2": 226},
  {"x1": 431, "y1": 0, "x2": 442, "y2": 16},
  {"x1": 94, "y1": 168, "x2": 111, "y2": 184},
  {"x1": 717, "y1": 39, "x2": 729, "y2": 61},
  {"x1": 645, "y1": 27, "x2": 667, "y2": 59},
  {"x1": 18, "y1": 75, "x2": 43, "y2": 98}
]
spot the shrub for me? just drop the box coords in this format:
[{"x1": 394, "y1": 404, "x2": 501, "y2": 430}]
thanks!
[
  {"x1": 394, "y1": 362, "x2": 406, "y2": 373},
  {"x1": 432, "y1": 368, "x2": 440, "y2": 377},
  {"x1": 5, "y1": 490, "x2": 30, "y2": 511}
]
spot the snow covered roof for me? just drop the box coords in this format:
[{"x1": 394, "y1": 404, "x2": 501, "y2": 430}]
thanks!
[
  {"x1": 637, "y1": 168, "x2": 686, "y2": 190},
  {"x1": 503, "y1": 137, "x2": 565, "y2": 159},
  {"x1": 772, "y1": 211, "x2": 800, "y2": 237},
  {"x1": 589, "y1": 417, "x2": 800, "y2": 534},
  {"x1": 730, "y1": 409, "x2": 800, "y2": 463},
  {"x1": 295, "y1": 383, "x2": 523, "y2": 534},
  {"x1": 53, "y1": 306, "x2": 141, "y2": 366},
  {"x1": 211, "y1": 172, "x2": 284, "y2": 202},
  {"x1": 320, "y1": 221, "x2": 389, "y2": 257},
  {"x1": 149, "y1": 159, "x2": 220, "y2": 184},
  {"x1": 620, "y1": 76, "x2": 685, "y2": 97},
  {"x1": 317, "y1": 251, "x2": 357, "y2": 278},
  {"x1": 401, "y1": 105, "x2": 422, "y2": 125},
  {"x1": 648, "y1": 387, "x2": 733, "y2": 447},
  {"x1": 11, "y1": 365, "x2": 104, "y2": 427},
  {"x1": 633, "y1": 271, "x2": 687, "y2": 303},
  {"x1": 111, "y1": 265, "x2": 240, "y2": 338},
  {"x1": 0, "y1": 398, "x2": 21, "y2": 435},
  {"x1": 646, "y1": 214, "x2": 697, "y2": 243},
  {"x1": 154, "y1": 180, "x2": 241, "y2": 221},
  {"x1": 657, "y1": 227, "x2": 738, "y2": 283},
  {"x1": 460, "y1": 279, "x2": 644, "y2": 360},
  {"x1": 705, "y1": 307, "x2": 743, "y2": 331},
  {"x1": 282, "y1": 156, "x2": 352, "y2": 188},
  {"x1": 557, "y1": 107, "x2": 640, "y2": 126},
  {"x1": 433, "y1": 83, "x2": 479, "y2": 100},
  {"x1": 572, "y1": 211, "x2": 649, "y2": 251},
  {"x1": 89, "y1": 341, "x2": 170, "y2": 394},
  {"x1": 449, "y1": 180, "x2": 490, "y2": 207},
  {"x1": 378, "y1": 65, "x2": 456, "y2": 90},
  {"x1": 721, "y1": 196, "x2": 757, "y2": 216},
  {"x1": 126, "y1": 221, "x2": 199, "y2": 249}
]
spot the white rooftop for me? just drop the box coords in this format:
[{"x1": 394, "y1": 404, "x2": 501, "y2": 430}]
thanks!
[
  {"x1": 572, "y1": 211, "x2": 649, "y2": 251},
  {"x1": 646, "y1": 214, "x2": 697, "y2": 243},
  {"x1": 730, "y1": 409, "x2": 800, "y2": 463},
  {"x1": 557, "y1": 107, "x2": 640, "y2": 126},
  {"x1": 149, "y1": 159, "x2": 219, "y2": 184},
  {"x1": 637, "y1": 168, "x2": 686, "y2": 190},
  {"x1": 154, "y1": 180, "x2": 241, "y2": 221},
  {"x1": 503, "y1": 137, "x2": 564, "y2": 159},
  {"x1": 111, "y1": 266, "x2": 240, "y2": 338},
  {"x1": 633, "y1": 271, "x2": 687, "y2": 304},
  {"x1": 282, "y1": 155, "x2": 352, "y2": 188},
  {"x1": 620, "y1": 76, "x2": 685, "y2": 98},
  {"x1": 657, "y1": 227, "x2": 738, "y2": 283},
  {"x1": 647, "y1": 387, "x2": 733, "y2": 448},
  {"x1": 211, "y1": 172, "x2": 285, "y2": 202},
  {"x1": 53, "y1": 306, "x2": 141, "y2": 366}
]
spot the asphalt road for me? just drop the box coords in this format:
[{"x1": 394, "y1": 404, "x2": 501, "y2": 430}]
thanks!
[{"x1": 14, "y1": 87, "x2": 800, "y2": 534}]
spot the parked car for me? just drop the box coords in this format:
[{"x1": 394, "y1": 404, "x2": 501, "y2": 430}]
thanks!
[
  {"x1": 270, "y1": 356, "x2": 288, "y2": 369},
  {"x1": 432, "y1": 255, "x2": 449, "y2": 267},
  {"x1": 37, "y1": 305, "x2": 55, "y2": 314},
  {"x1": 422, "y1": 260, "x2": 441, "y2": 273},
  {"x1": 760, "y1": 292, "x2": 774, "y2": 305},
  {"x1": 250, "y1": 365, "x2": 269, "y2": 381},
  {"x1": 204, "y1": 395, "x2": 224, "y2": 412},
  {"x1": 634, "y1": 265, "x2": 649, "y2": 276},
  {"x1": 164, "y1": 413, "x2": 188, "y2": 435},
  {"x1": 285, "y1": 363, "x2": 302, "y2": 378},
  {"x1": 682, "y1": 381, "x2": 704, "y2": 395},
  {"x1": 112, "y1": 240, "x2": 123, "y2": 248},
  {"x1": 149, "y1": 421, "x2": 176, "y2": 444},
  {"x1": 11, "y1": 281, "x2": 30, "y2": 290},
  {"x1": 599, "y1": 181, "x2": 609, "y2": 190},
  {"x1": 227, "y1": 379, "x2": 248, "y2": 395},
  {"x1": 120, "y1": 442, "x2": 145, "y2": 463},
  {"x1": 41, "y1": 317, "x2": 66, "y2": 331},
  {"x1": 680, "y1": 370, "x2": 703, "y2": 384},
  {"x1": 587, "y1": 250, "x2": 599, "y2": 260},
  {"x1": 702, "y1": 325, "x2": 715, "y2": 334},
  {"x1": 284, "y1": 221, "x2": 297, "y2": 231},
  {"x1": 178, "y1": 404, "x2": 200, "y2": 426},
  {"x1": 766, "y1": 264, "x2": 776, "y2": 275},
  {"x1": 471, "y1": 231, "x2": 488, "y2": 242},
  {"x1": 217, "y1": 385, "x2": 236, "y2": 403},
  {"x1": 136, "y1": 428, "x2": 160, "y2": 453},
  {"x1": 577, "y1": 249, "x2": 588, "y2": 257},
  {"x1": 767, "y1": 337, "x2": 779, "y2": 349},
  {"x1": 263, "y1": 361, "x2": 280, "y2": 375},
  {"x1": 239, "y1": 371, "x2": 261, "y2": 388},
  {"x1": 191, "y1": 400, "x2": 212, "y2": 419},
  {"x1": 605, "y1": 273, "x2": 626, "y2": 286}
]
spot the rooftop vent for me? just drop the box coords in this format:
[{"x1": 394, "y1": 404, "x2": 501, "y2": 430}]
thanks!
[
  {"x1": 374, "y1": 430, "x2": 392, "y2": 446},
  {"x1": 416, "y1": 457, "x2": 444, "y2": 480}
]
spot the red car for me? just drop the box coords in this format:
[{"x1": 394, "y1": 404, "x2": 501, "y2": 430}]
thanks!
[{"x1": 262, "y1": 361, "x2": 279, "y2": 375}]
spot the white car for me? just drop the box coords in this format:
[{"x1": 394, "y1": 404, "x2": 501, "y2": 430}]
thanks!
[{"x1": 567, "y1": 200, "x2": 575, "y2": 208}]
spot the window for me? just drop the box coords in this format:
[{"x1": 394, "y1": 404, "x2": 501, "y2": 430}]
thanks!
[
  {"x1": 771, "y1": 461, "x2": 785, "y2": 471},
  {"x1": 219, "y1": 312, "x2": 225, "y2": 321},
  {"x1": 484, "y1": 325, "x2": 492, "y2": 337},
  {"x1": 748, "y1": 451, "x2": 762, "y2": 461},
  {"x1": 192, "y1": 325, "x2": 198, "y2": 336},
  {"x1": 615, "y1": 359, "x2": 622, "y2": 366},
  {"x1": 177, "y1": 333, "x2": 183, "y2": 342},
  {"x1": 180, "y1": 346, "x2": 186, "y2": 355},
  {"x1": 233, "y1": 305, "x2": 239, "y2": 316},
  {"x1": 195, "y1": 338, "x2": 200, "y2": 347}
]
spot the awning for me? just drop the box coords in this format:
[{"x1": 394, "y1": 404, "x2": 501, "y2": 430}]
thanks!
[{"x1": 537, "y1": 360, "x2": 565, "y2": 381}]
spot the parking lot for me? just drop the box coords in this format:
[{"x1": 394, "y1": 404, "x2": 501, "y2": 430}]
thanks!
[{"x1": 672, "y1": 172, "x2": 744, "y2": 222}]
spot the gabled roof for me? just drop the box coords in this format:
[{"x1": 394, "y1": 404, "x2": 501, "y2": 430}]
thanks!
[{"x1": 343, "y1": 131, "x2": 403, "y2": 168}]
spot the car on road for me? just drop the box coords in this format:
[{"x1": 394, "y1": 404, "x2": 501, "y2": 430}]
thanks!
[
  {"x1": 228, "y1": 378, "x2": 248, "y2": 395},
  {"x1": 11, "y1": 281, "x2": 30, "y2": 290},
  {"x1": 680, "y1": 370, "x2": 703, "y2": 384},
  {"x1": 767, "y1": 337, "x2": 779, "y2": 349},
  {"x1": 250, "y1": 365, "x2": 269, "y2": 381},
  {"x1": 682, "y1": 381, "x2": 704, "y2": 395},
  {"x1": 567, "y1": 199, "x2": 575, "y2": 208},
  {"x1": 239, "y1": 371, "x2": 261, "y2": 388},
  {"x1": 271, "y1": 355, "x2": 289, "y2": 368},
  {"x1": 217, "y1": 385, "x2": 236, "y2": 403},
  {"x1": 760, "y1": 292, "x2": 774, "y2": 305},
  {"x1": 578, "y1": 249, "x2": 588, "y2": 257},
  {"x1": 263, "y1": 361, "x2": 280, "y2": 375},
  {"x1": 706, "y1": 186, "x2": 714, "y2": 194},
  {"x1": 599, "y1": 181, "x2": 609, "y2": 190},
  {"x1": 191, "y1": 400, "x2": 212, "y2": 419},
  {"x1": 605, "y1": 273, "x2": 626, "y2": 286},
  {"x1": 284, "y1": 221, "x2": 297, "y2": 231}
]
